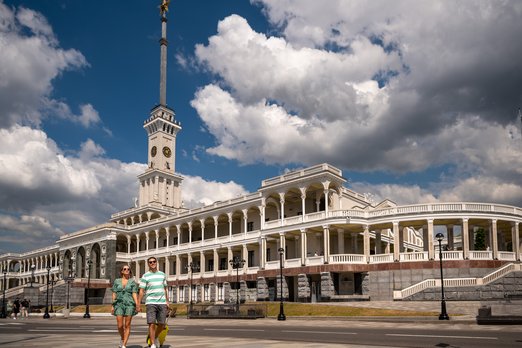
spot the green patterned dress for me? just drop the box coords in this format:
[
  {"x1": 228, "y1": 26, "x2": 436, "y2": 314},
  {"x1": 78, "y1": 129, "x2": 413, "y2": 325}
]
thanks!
[{"x1": 111, "y1": 278, "x2": 138, "y2": 316}]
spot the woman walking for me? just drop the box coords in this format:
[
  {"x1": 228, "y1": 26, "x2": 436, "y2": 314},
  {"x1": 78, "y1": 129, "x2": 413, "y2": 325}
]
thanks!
[{"x1": 111, "y1": 265, "x2": 139, "y2": 348}]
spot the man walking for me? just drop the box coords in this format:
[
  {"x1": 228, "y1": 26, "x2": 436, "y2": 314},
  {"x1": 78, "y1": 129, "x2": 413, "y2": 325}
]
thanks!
[{"x1": 138, "y1": 257, "x2": 169, "y2": 348}]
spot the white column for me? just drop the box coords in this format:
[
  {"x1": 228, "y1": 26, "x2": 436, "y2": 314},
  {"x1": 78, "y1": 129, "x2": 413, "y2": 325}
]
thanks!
[
  {"x1": 279, "y1": 193, "x2": 285, "y2": 226},
  {"x1": 213, "y1": 216, "x2": 218, "y2": 240},
  {"x1": 155, "y1": 229, "x2": 159, "y2": 250},
  {"x1": 300, "y1": 229, "x2": 307, "y2": 266},
  {"x1": 393, "y1": 222, "x2": 400, "y2": 261},
  {"x1": 242, "y1": 210, "x2": 248, "y2": 235},
  {"x1": 242, "y1": 244, "x2": 248, "y2": 270},
  {"x1": 300, "y1": 188, "x2": 306, "y2": 222},
  {"x1": 491, "y1": 219, "x2": 498, "y2": 259},
  {"x1": 323, "y1": 225, "x2": 330, "y2": 263},
  {"x1": 260, "y1": 237, "x2": 266, "y2": 269},
  {"x1": 188, "y1": 222, "x2": 193, "y2": 245},
  {"x1": 175, "y1": 255, "x2": 180, "y2": 277},
  {"x1": 513, "y1": 222, "x2": 520, "y2": 261},
  {"x1": 165, "y1": 256, "x2": 170, "y2": 276},
  {"x1": 363, "y1": 225, "x2": 370, "y2": 262},
  {"x1": 427, "y1": 219, "x2": 434, "y2": 260},
  {"x1": 260, "y1": 205, "x2": 265, "y2": 230},
  {"x1": 279, "y1": 233, "x2": 286, "y2": 260},
  {"x1": 127, "y1": 235, "x2": 131, "y2": 254},
  {"x1": 145, "y1": 232, "x2": 150, "y2": 252},
  {"x1": 200, "y1": 252, "x2": 205, "y2": 273},
  {"x1": 323, "y1": 189, "x2": 329, "y2": 216},
  {"x1": 213, "y1": 249, "x2": 218, "y2": 273},
  {"x1": 462, "y1": 218, "x2": 469, "y2": 259}
]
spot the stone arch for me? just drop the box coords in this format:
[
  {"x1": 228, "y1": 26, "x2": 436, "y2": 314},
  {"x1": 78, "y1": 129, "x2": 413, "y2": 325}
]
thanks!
[
  {"x1": 91, "y1": 243, "x2": 101, "y2": 278},
  {"x1": 77, "y1": 247, "x2": 86, "y2": 278},
  {"x1": 264, "y1": 195, "x2": 281, "y2": 222},
  {"x1": 116, "y1": 234, "x2": 128, "y2": 252}
]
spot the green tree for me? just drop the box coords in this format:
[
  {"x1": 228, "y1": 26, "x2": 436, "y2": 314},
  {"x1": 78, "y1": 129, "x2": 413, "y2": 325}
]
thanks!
[{"x1": 474, "y1": 228, "x2": 487, "y2": 251}]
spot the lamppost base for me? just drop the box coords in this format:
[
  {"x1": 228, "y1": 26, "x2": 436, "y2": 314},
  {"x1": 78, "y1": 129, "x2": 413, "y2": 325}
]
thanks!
[
  {"x1": 439, "y1": 313, "x2": 450, "y2": 320},
  {"x1": 439, "y1": 300, "x2": 449, "y2": 320},
  {"x1": 83, "y1": 305, "x2": 91, "y2": 319},
  {"x1": 43, "y1": 312, "x2": 50, "y2": 319},
  {"x1": 277, "y1": 301, "x2": 286, "y2": 321}
]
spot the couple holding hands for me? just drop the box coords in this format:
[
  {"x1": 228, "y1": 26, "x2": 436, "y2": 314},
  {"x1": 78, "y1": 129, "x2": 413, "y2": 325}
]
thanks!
[{"x1": 111, "y1": 256, "x2": 169, "y2": 348}]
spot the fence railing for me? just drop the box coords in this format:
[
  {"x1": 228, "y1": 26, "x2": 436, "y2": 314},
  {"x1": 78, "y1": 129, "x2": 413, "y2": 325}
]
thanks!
[{"x1": 187, "y1": 303, "x2": 267, "y2": 319}]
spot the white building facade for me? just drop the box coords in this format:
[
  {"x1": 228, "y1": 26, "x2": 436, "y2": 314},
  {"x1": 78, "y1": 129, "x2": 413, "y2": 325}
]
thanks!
[{"x1": 1, "y1": 3, "x2": 522, "y2": 306}]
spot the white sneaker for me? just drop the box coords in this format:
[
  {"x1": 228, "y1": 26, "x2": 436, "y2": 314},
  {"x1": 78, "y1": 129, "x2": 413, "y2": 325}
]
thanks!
[
  {"x1": 154, "y1": 339, "x2": 160, "y2": 347},
  {"x1": 150, "y1": 345, "x2": 156, "y2": 348},
  {"x1": 119, "y1": 339, "x2": 122, "y2": 348}
]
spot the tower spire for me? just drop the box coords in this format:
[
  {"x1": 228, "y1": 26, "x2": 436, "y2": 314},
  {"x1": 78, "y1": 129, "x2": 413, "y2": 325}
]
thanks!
[
  {"x1": 159, "y1": 0, "x2": 170, "y2": 106},
  {"x1": 137, "y1": 1, "x2": 183, "y2": 210}
]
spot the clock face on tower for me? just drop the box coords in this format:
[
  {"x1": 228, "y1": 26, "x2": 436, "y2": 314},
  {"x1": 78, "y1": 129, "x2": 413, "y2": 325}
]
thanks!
[
  {"x1": 151, "y1": 146, "x2": 157, "y2": 157},
  {"x1": 162, "y1": 146, "x2": 172, "y2": 158}
]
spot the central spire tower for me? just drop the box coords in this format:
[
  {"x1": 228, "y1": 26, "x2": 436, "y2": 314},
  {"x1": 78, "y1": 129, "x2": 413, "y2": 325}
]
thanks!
[{"x1": 137, "y1": 0, "x2": 184, "y2": 210}]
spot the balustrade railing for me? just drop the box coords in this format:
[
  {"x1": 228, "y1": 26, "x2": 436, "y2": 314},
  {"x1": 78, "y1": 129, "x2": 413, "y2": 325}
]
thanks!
[
  {"x1": 369, "y1": 254, "x2": 394, "y2": 263},
  {"x1": 306, "y1": 255, "x2": 324, "y2": 265},
  {"x1": 498, "y1": 251, "x2": 516, "y2": 261},
  {"x1": 329, "y1": 254, "x2": 366, "y2": 264},
  {"x1": 264, "y1": 260, "x2": 279, "y2": 270},
  {"x1": 284, "y1": 258, "x2": 302, "y2": 267},
  {"x1": 469, "y1": 251, "x2": 492, "y2": 260},
  {"x1": 435, "y1": 250, "x2": 463, "y2": 260},
  {"x1": 400, "y1": 252, "x2": 428, "y2": 262}
]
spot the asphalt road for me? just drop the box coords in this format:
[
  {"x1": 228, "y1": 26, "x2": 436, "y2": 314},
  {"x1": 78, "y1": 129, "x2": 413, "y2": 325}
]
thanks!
[{"x1": 0, "y1": 316, "x2": 521, "y2": 348}]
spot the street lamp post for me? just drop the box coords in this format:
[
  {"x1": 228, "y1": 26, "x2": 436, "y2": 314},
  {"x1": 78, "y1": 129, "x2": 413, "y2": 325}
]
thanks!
[
  {"x1": 43, "y1": 263, "x2": 51, "y2": 319},
  {"x1": 30, "y1": 265, "x2": 35, "y2": 288},
  {"x1": 185, "y1": 262, "x2": 199, "y2": 312},
  {"x1": 277, "y1": 247, "x2": 286, "y2": 321},
  {"x1": 49, "y1": 278, "x2": 56, "y2": 313},
  {"x1": 0, "y1": 268, "x2": 7, "y2": 319},
  {"x1": 83, "y1": 259, "x2": 93, "y2": 319},
  {"x1": 66, "y1": 257, "x2": 75, "y2": 311},
  {"x1": 436, "y1": 232, "x2": 450, "y2": 320},
  {"x1": 228, "y1": 256, "x2": 245, "y2": 313}
]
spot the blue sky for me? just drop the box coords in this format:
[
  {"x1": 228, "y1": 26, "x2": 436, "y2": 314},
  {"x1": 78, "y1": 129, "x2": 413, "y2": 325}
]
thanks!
[{"x1": 1, "y1": 0, "x2": 521, "y2": 253}]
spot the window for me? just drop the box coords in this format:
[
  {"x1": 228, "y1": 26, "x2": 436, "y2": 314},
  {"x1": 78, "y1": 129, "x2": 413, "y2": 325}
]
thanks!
[
  {"x1": 217, "y1": 283, "x2": 223, "y2": 301},
  {"x1": 247, "y1": 221, "x2": 254, "y2": 232},
  {"x1": 219, "y1": 257, "x2": 226, "y2": 270},
  {"x1": 192, "y1": 284, "x2": 197, "y2": 302},
  {"x1": 204, "y1": 284, "x2": 210, "y2": 301},
  {"x1": 248, "y1": 250, "x2": 255, "y2": 267},
  {"x1": 178, "y1": 286, "x2": 185, "y2": 302},
  {"x1": 207, "y1": 259, "x2": 214, "y2": 272},
  {"x1": 266, "y1": 248, "x2": 271, "y2": 262}
]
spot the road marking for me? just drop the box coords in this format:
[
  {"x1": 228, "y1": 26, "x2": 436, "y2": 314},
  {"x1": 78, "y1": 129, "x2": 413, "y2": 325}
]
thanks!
[
  {"x1": 29, "y1": 329, "x2": 92, "y2": 332},
  {"x1": 386, "y1": 334, "x2": 498, "y2": 340},
  {"x1": 93, "y1": 329, "x2": 119, "y2": 333},
  {"x1": 283, "y1": 330, "x2": 357, "y2": 335},
  {"x1": 204, "y1": 328, "x2": 265, "y2": 332}
]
